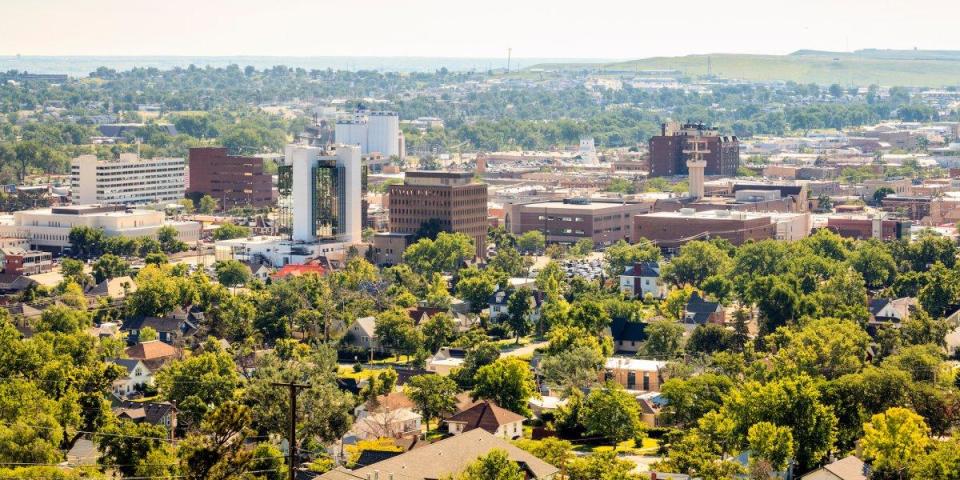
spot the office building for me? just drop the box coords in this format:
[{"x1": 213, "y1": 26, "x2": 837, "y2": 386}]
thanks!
[
  {"x1": 649, "y1": 122, "x2": 739, "y2": 177},
  {"x1": 0, "y1": 205, "x2": 200, "y2": 252},
  {"x1": 388, "y1": 171, "x2": 488, "y2": 258},
  {"x1": 70, "y1": 153, "x2": 185, "y2": 206},
  {"x1": 284, "y1": 144, "x2": 365, "y2": 244},
  {"x1": 187, "y1": 147, "x2": 273, "y2": 209},
  {"x1": 335, "y1": 110, "x2": 404, "y2": 159},
  {"x1": 504, "y1": 198, "x2": 652, "y2": 247}
]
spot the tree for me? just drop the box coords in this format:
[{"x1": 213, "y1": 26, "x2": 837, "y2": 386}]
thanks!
[
  {"x1": 156, "y1": 340, "x2": 240, "y2": 425},
  {"x1": 403, "y1": 232, "x2": 475, "y2": 276},
  {"x1": 472, "y1": 357, "x2": 537, "y2": 416},
  {"x1": 722, "y1": 375, "x2": 836, "y2": 472},
  {"x1": 771, "y1": 317, "x2": 870, "y2": 380},
  {"x1": 747, "y1": 422, "x2": 794, "y2": 473},
  {"x1": 642, "y1": 319, "x2": 685, "y2": 358},
  {"x1": 861, "y1": 407, "x2": 931, "y2": 478},
  {"x1": 68, "y1": 225, "x2": 104, "y2": 259},
  {"x1": 516, "y1": 231, "x2": 545, "y2": 254},
  {"x1": 374, "y1": 308, "x2": 423, "y2": 359},
  {"x1": 514, "y1": 437, "x2": 572, "y2": 473},
  {"x1": 570, "y1": 238, "x2": 594, "y2": 257},
  {"x1": 96, "y1": 420, "x2": 169, "y2": 478},
  {"x1": 883, "y1": 343, "x2": 943, "y2": 383},
  {"x1": 406, "y1": 374, "x2": 459, "y2": 431},
  {"x1": 664, "y1": 241, "x2": 732, "y2": 287},
  {"x1": 421, "y1": 312, "x2": 457, "y2": 353},
  {"x1": 873, "y1": 186, "x2": 895, "y2": 205},
  {"x1": 535, "y1": 261, "x2": 566, "y2": 299},
  {"x1": 567, "y1": 450, "x2": 641, "y2": 480},
  {"x1": 539, "y1": 345, "x2": 603, "y2": 389},
  {"x1": 139, "y1": 326, "x2": 159, "y2": 342},
  {"x1": 177, "y1": 402, "x2": 261, "y2": 480},
  {"x1": 847, "y1": 242, "x2": 896, "y2": 289},
  {"x1": 911, "y1": 440, "x2": 960, "y2": 479},
  {"x1": 126, "y1": 265, "x2": 180, "y2": 318},
  {"x1": 36, "y1": 304, "x2": 90, "y2": 334},
  {"x1": 506, "y1": 287, "x2": 534, "y2": 342},
  {"x1": 660, "y1": 285, "x2": 694, "y2": 320},
  {"x1": 212, "y1": 222, "x2": 251, "y2": 241},
  {"x1": 578, "y1": 383, "x2": 644, "y2": 443},
  {"x1": 157, "y1": 225, "x2": 187, "y2": 254},
  {"x1": 453, "y1": 449, "x2": 523, "y2": 480},
  {"x1": 568, "y1": 299, "x2": 611, "y2": 334},
  {"x1": 214, "y1": 259, "x2": 252, "y2": 288},
  {"x1": 425, "y1": 272, "x2": 453, "y2": 309},
  {"x1": 488, "y1": 246, "x2": 526, "y2": 277},
  {"x1": 92, "y1": 253, "x2": 130, "y2": 283},
  {"x1": 454, "y1": 342, "x2": 502, "y2": 389},
  {"x1": 457, "y1": 268, "x2": 498, "y2": 313},
  {"x1": 686, "y1": 323, "x2": 735, "y2": 355},
  {"x1": 198, "y1": 194, "x2": 218, "y2": 214},
  {"x1": 659, "y1": 373, "x2": 733, "y2": 427}
]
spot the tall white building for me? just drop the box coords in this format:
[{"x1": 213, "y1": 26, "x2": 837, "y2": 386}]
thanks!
[
  {"x1": 578, "y1": 137, "x2": 598, "y2": 164},
  {"x1": 285, "y1": 144, "x2": 363, "y2": 245},
  {"x1": 70, "y1": 153, "x2": 185, "y2": 206},
  {"x1": 335, "y1": 110, "x2": 403, "y2": 159}
]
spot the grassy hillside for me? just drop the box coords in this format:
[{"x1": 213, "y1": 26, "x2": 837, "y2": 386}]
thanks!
[{"x1": 530, "y1": 50, "x2": 960, "y2": 87}]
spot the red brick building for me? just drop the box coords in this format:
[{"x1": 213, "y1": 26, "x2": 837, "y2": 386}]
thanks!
[
  {"x1": 649, "y1": 122, "x2": 739, "y2": 177},
  {"x1": 633, "y1": 209, "x2": 775, "y2": 248},
  {"x1": 187, "y1": 147, "x2": 273, "y2": 210},
  {"x1": 825, "y1": 217, "x2": 911, "y2": 241},
  {"x1": 0, "y1": 247, "x2": 52, "y2": 275}
]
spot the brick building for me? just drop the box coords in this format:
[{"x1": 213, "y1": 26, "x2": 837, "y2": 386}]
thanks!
[
  {"x1": 504, "y1": 198, "x2": 653, "y2": 247},
  {"x1": 881, "y1": 195, "x2": 943, "y2": 223},
  {"x1": 649, "y1": 122, "x2": 739, "y2": 177},
  {"x1": 825, "y1": 216, "x2": 911, "y2": 241},
  {"x1": 0, "y1": 247, "x2": 52, "y2": 275},
  {"x1": 388, "y1": 172, "x2": 488, "y2": 258},
  {"x1": 187, "y1": 147, "x2": 273, "y2": 210},
  {"x1": 632, "y1": 209, "x2": 777, "y2": 248}
]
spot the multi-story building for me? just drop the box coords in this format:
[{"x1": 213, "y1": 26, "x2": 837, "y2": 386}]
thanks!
[
  {"x1": 0, "y1": 246, "x2": 52, "y2": 275},
  {"x1": 388, "y1": 171, "x2": 488, "y2": 258},
  {"x1": 649, "y1": 122, "x2": 739, "y2": 177},
  {"x1": 335, "y1": 110, "x2": 404, "y2": 159},
  {"x1": 187, "y1": 147, "x2": 273, "y2": 209},
  {"x1": 283, "y1": 144, "x2": 365, "y2": 245},
  {"x1": 825, "y1": 215, "x2": 912, "y2": 241},
  {"x1": 881, "y1": 195, "x2": 943, "y2": 223},
  {"x1": 70, "y1": 153, "x2": 185, "y2": 206},
  {"x1": 632, "y1": 209, "x2": 787, "y2": 249},
  {"x1": 0, "y1": 204, "x2": 200, "y2": 253},
  {"x1": 504, "y1": 198, "x2": 652, "y2": 247}
]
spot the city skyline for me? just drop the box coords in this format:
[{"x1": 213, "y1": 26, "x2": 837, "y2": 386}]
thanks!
[{"x1": 3, "y1": 0, "x2": 959, "y2": 59}]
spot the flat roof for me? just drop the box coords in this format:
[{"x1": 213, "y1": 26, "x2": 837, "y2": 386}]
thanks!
[
  {"x1": 638, "y1": 209, "x2": 771, "y2": 220},
  {"x1": 521, "y1": 201, "x2": 626, "y2": 211}
]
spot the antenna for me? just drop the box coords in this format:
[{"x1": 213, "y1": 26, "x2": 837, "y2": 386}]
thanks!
[{"x1": 507, "y1": 47, "x2": 512, "y2": 73}]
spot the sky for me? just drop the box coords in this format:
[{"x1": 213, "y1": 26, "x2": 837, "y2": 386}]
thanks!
[{"x1": 2, "y1": 0, "x2": 959, "y2": 59}]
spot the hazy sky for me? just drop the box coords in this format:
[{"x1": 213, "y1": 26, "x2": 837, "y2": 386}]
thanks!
[{"x1": 2, "y1": 0, "x2": 958, "y2": 59}]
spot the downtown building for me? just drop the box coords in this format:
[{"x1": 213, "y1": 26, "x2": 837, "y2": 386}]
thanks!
[
  {"x1": 70, "y1": 153, "x2": 185, "y2": 206},
  {"x1": 388, "y1": 171, "x2": 488, "y2": 258},
  {"x1": 187, "y1": 147, "x2": 274, "y2": 210},
  {"x1": 648, "y1": 122, "x2": 739, "y2": 177}
]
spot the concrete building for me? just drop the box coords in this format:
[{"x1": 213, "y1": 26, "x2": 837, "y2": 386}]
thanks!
[
  {"x1": 388, "y1": 171, "x2": 488, "y2": 258},
  {"x1": 504, "y1": 198, "x2": 652, "y2": 247},
  {"x1": 335, "y1": 110, "x2": 404, "y2": 159},
  {"x1": 371, "y1": 232, "x2": 412, "y2": 266},
  {"x1": 187, "y1": 147, "x2": 273, "y2": 209},
  {"x1": 285, "y1": 144, "x2": 364, "y2": 245},
  {"x1": 649, "y1": 122, "x2": 739, "y2": 177},
  {"x1": 604, "y1": 357, "x2": 667, "y2": 392},
  {"x1": 0, "y1": 205, "x2": 200, "y2": 252},
  {"x1": 70, "y1": 154, "x2": 185, "y2": 206}
]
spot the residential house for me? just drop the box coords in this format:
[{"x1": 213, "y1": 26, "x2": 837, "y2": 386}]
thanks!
[
  {"x1": 86, "y1": 276, "x2": 137, "y2": 300},
  {"x1": 609, "y1": 317, "x2": 647, "y2": 353},
  {"x1": 488, "y1": 289, "x2": 544, "y2": 323},
  {"x1": 868, "y1": 297, "x2": 916, "y2": 325},
  {"x1": 683, "y1": 293, "x2": 724, "y2": 324},
  {"x1": 351, "y1": 408, "x2": 423, "y2": 440},
  {"x1": 122, "y1": 306, "x2": 200, "y2": 345},
  {"x1": 114, "y1": 400, "x2": 176, "y2": 430},
  {"x1": 619, "y1": 261, "x2": 667, "y2": 299},
  {"x1": 125, "y1": 340, "x2": 180, "y2": 373},
  {"x1": 637, "y1": 392, "x2": 666, "y2": 428},
  {"x1": 343, "y1": 316, "x2": 379, "y2": 352},
  {"x1": 319, "y1": 429, "x2": 559, "y2": 480},
  {"x1": 426, "y1": 347, "x2": 469, "y2": 376},
  {"x1": 604, "y1": 357, "x2": 668, "y2": 392},
  {"x1": 89, "y1": 321, "x2": 121, "y2": 340},
  {"x1": 801, "y1": 456, "x2": 870, "y2": 480},
  {"x1": 445, "y1": 401, "x2": 525, "y2": 439},
  {"x1": 109, "y1": 358, "x2": 154, "y2": 398},
  {"x1": 243, "y1": 261, "x2": 272, "y2": 282}
]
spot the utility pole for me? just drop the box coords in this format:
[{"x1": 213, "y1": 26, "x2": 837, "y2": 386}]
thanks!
[{"x1": 272, "y1": 382, "x2": 310, "y2": 480}]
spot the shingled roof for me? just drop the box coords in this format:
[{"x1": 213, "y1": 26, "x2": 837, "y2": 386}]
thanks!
[{"x1": 445, "y1": 401, "x2": 525, "y2": 434}]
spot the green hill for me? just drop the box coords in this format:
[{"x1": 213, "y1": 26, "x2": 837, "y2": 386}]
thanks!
[{"x1": 529, "y1": 50, "x2": 960, "y2": 87}]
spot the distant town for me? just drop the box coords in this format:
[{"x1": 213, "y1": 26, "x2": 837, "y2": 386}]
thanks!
[{"x1": 1, "y1": 53, "x2": 960, "y2": 480}]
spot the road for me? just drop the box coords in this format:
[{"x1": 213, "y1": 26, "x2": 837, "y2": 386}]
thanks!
[{"x1": 499, "y1": 340, "x2": 548, "y2": 358}]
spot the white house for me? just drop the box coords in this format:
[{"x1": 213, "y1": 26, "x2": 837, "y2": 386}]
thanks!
[
  {"x1": 619, "y1": 261, "x2": 666, "y2": 299},
  {"x1": 488, "y1": 289, "x2": 543, "y2": 323},
  {"x1": 426, "y1": 347, "x2": 469, "y2": 376},
  {"x1": 109, "y1": 358, "x2": 154, "y2": 397},
  {"x1": 344, "y1": 316, "x2": 379, "y2": 351}
]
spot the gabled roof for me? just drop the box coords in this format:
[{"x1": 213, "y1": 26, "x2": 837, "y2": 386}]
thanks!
[
  {"x1": 352, "y1": 316, "x2": 377, "y2": 337},
  {"x1": 804, "y1": 455, "x2": 870, "y2": 480},
  {"x1": 108, "y1": 357, "x2": 145, "y2": 376},
  {"x1": 318, "y1": 429, "x2": 557, "y2": 480},
  {"x1": 125, "y1": 340, "x2": 178, "y2": 360},
  {"x1": 445, "y1": 401, "x2": 525, "y2": 433},
  {"x1": 685, "y1": 292, "x2": 721, "y2": 314},
  {"x1": 610, "y1": 317, "x2": 647, "y2": 342},
  {"x1": 272, "y1": 263, "x2": 327, "y2": 280},
  {"x1": 487, "y1": 289, "x2": 544, "y2": 308},
  {"x1": 622, "y1": 261, "x2": 660, "y2": 277},
  {"x1": 868, "y1": 298, "x2": 891, "y2": 316}
]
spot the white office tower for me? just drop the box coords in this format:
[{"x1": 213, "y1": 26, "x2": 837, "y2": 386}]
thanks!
[
  {"x1": 70, "y1": 153, "x2": 185, "y2": 205},
  {"x1": 286, "y1": 144, "x2": 362, "y2": 245},
  {"x1": 578, "y1": 137, "x2": 598, "y2": 164},
  {"x1": 335, "y1": 110, "x2": 403, "y2": 159}
]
